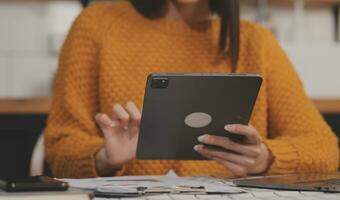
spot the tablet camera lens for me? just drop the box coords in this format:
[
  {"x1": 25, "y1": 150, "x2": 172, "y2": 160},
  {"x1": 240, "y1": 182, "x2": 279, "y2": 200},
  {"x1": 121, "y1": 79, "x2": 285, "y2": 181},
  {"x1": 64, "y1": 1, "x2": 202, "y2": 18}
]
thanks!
[{"x1": 151, "y1": 78, "x2": 169, "y2": 88}]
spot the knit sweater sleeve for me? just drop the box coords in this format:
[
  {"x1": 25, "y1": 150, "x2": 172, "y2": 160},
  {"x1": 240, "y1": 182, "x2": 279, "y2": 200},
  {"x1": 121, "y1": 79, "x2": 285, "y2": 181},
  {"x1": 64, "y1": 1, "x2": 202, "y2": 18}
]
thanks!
[
  {"x1": 45, "y1": 6, "x2": 105, "y2": 178},
  {"x1": 262, "y1": 32, "x2": 339, "y2": 173}
]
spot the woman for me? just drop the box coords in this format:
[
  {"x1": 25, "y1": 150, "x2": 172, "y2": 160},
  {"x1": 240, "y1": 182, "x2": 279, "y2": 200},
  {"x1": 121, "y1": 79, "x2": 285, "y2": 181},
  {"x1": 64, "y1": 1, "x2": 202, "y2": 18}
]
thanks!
[{"x1": 45, "y1": 0, "x2": 339, "y2": 178}]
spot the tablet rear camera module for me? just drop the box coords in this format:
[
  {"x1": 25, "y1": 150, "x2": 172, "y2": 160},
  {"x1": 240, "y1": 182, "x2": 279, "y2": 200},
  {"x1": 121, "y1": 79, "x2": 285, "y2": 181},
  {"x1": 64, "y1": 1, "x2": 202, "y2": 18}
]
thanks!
[{"x1": 151, "y1": 78, "x2": 169, "y2": 88}]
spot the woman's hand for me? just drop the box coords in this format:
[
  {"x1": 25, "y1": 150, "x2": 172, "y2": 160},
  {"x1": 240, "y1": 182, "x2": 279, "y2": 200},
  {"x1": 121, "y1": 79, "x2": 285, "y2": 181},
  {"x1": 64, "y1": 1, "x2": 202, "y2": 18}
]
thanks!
[
  {"x1": 94, "y1": 101, "x2": 141, "y2": 176},
  {"x1": 194, "y1": 124, "x2": 273, "y2": 177}
]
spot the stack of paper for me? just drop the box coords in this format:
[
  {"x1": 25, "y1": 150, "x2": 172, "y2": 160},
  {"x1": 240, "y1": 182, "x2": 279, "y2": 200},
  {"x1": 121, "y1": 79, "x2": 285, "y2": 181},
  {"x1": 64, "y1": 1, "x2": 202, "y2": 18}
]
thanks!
[{"x1": 62, "y1": 175, "x2": 244, "y2": 196}]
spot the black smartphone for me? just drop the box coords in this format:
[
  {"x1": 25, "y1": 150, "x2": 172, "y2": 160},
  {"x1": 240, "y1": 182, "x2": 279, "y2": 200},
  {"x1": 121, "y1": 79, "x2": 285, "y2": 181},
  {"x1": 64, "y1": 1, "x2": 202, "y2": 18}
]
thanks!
[{"x1": 0, "y1": 176, "x2": 68, "y2": 192}]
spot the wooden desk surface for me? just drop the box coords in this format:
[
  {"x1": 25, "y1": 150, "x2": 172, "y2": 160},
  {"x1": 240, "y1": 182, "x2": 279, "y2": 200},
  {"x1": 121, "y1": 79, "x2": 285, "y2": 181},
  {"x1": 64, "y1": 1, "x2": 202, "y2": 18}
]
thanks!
[
  {"x1": 0, "y1": 98, "x2": 340, "y2": 114},
  {"x1": 313, "y1": 99, "x2": 340, "y2": 113},
  {"x1": 0, "y1": 99, "x2": 52, "y2": 114}
]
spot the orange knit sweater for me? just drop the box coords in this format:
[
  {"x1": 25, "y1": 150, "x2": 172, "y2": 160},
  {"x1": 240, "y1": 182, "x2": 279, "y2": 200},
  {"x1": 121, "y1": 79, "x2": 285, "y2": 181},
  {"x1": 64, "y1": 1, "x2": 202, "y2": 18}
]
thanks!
[{"x1": 45, "y1": 1, "x2": 339, "y2": 178}]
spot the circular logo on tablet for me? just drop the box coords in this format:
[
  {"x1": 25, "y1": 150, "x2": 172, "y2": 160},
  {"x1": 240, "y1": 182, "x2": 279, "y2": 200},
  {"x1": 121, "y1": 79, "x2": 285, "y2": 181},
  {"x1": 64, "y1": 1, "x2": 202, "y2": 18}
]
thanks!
[{"x1": 184, "y1": 112, "x2": 212, "y2": 128}]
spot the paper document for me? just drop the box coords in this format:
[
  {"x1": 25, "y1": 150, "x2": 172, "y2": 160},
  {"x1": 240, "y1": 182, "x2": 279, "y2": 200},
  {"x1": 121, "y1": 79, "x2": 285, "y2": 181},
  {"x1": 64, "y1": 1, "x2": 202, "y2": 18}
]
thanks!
[{"x1": 62, "y1": 175, "x2": 244, "y2": 195}]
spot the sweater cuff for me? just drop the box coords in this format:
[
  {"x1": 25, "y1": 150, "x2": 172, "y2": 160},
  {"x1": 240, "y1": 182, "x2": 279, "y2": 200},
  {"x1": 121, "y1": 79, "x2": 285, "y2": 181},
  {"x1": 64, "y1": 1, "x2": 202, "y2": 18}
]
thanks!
[
  {"x1": 78, "y1": 140, "x2": 104, "y2": 178},
  {"x1": 262, "y1": 138, "x2": 299, "y2": 174},
  {"x1": 83, "y1": 141, "x2": 127, "y2": 177},
  {"x1": 115, "y1": 165, "x2": 127, "y2": 176}
]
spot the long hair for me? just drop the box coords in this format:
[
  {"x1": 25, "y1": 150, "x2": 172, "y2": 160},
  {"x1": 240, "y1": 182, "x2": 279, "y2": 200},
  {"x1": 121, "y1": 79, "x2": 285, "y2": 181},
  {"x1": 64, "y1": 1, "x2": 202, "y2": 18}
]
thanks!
[{"x1": 130, "y1": 0, "x2": 240, "y2": 72}]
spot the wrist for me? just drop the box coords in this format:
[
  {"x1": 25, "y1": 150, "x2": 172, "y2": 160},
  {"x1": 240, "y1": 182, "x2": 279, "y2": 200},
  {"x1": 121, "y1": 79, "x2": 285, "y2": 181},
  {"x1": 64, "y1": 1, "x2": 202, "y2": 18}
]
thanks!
[
  {"x1": 262, "y1": 143, "x2": 274, "y2": 174},
  {"x1": 95, "y1": 148, "x2": 121, "y2": 177},
  {"x1": 257, "y1": 143, "x2": 274, "y2": 174},
  {"x1": 249, "y1": 143, "x2": 273, "y2": 175}
]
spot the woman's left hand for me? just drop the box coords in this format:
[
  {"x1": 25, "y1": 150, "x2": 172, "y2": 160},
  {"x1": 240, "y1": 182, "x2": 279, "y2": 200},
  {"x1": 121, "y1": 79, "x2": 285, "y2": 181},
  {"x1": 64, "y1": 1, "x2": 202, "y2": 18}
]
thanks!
[{"x1": 194, "y1": 124, "x2": 273, "y2": 177}]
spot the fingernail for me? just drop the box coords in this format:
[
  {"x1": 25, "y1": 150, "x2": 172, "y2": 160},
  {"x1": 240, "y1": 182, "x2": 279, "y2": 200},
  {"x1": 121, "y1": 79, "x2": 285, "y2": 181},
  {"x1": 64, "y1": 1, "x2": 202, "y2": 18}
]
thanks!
[
  {"x1": 224, "y1": 125, "x2": 232, "y2": 131},
  {"x1": 95, "y1": 113, "x2": 102, "y2": 119},
  {"x1": 113, "y1": 104, "x2": 120, "y2": 110},
  {"x1": 110, "y1": 121, "x2": 119, "y2": 127},
  {"x1": 197, "y1": 135, "x2": 206, "y2": 142},
  {"x1": 193, "y1": 145, "x2": 200, "y2": 151}
]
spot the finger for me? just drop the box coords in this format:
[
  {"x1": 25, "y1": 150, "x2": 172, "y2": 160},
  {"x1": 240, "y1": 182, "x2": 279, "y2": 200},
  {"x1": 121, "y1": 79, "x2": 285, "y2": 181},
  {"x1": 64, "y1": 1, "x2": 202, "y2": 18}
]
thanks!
[
  {"x1": 113, "y1": 104, "x2": 130, "y2": 129},
  {"x1": 213, "y1": 157, "x2": 248, "y2": 177},
  {"x1": 194, "y1": 144, "x2": 214, "y2": 159},
  {"x1": 194, "y1": 145, "x2": 247, "y2": 177},
  {"x1": 111, "y1": 104, "x2": 120, "y2": 121},
  {"x1": 125, "y1": 101, "x2": 142, "y2": 127},
  {"x1": 95, "y1": 113, "x2": 114, "y2": 128},
  {"x1": 95, "y1": 113, "x2": 120, "y2": 135},
  {"x1": 198, "y1": 135, "x2": 261, "y2": 158},
  {"x1": 195, "y1": 145, "x2": 255, "y2": 168},
  {"x1": 225, "y1": 124, "x2": 261, "y2": 144}
]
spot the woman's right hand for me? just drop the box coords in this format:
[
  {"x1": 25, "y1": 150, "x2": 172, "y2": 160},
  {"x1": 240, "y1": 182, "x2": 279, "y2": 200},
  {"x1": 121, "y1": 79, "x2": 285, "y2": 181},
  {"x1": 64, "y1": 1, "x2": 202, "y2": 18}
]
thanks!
[{"x1": 94, "y1": 101, "x2": 141, "y2": 176}]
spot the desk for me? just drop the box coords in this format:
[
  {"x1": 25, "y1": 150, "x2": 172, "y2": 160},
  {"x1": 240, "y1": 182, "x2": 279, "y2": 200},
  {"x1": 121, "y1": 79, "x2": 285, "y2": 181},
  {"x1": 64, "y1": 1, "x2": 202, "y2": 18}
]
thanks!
[
  {"x1": 0, "y1": 189, "x2": 90, "y2": 199},
  {"x1": 60, "y1": 175, "x2": 340, "y2": 200},
  {"x1": 1, "y1": 184, "x2": 340, "y2": 200},
  {"x1": 0, "y1": 176, "x2": 340, "y2": 200}
]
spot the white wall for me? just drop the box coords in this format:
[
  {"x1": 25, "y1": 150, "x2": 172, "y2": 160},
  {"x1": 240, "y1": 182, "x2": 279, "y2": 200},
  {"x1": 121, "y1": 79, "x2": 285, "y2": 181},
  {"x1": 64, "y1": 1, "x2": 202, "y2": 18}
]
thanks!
[
  {"x1": 241, "y1": 3, "x2": 340, "y2": 98},
  {"x1": 0, "y1": 1, "x2": 81, "y2": 98},
  {"x1": 284, "y1": 44, "x2": 340, "y2": 98},
  {"x1": 0, "y1": 0, "x2": 339, "y2": 98},
  {"x1": 0, "y1": 56, "x2": 8, "y2": 96}
]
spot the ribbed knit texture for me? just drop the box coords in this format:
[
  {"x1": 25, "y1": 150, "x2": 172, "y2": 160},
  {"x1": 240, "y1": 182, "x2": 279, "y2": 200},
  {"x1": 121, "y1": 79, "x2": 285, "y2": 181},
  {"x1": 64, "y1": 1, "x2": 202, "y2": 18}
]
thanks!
[{"x1": 45, "y1": 1, "x2": 339, "y2": 178}]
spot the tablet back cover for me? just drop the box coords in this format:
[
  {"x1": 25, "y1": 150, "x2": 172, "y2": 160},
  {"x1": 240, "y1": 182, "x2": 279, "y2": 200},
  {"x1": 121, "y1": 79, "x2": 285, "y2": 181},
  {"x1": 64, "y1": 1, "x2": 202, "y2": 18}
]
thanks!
[{"x1": 137, "y1": 73, "x2": 262, "y2": 160}]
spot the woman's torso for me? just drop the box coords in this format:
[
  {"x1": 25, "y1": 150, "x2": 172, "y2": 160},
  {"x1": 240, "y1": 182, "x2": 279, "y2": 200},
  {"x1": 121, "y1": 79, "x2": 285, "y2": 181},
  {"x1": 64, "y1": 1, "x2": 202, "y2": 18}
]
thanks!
[{"x1": 92, "y1": 1, "x2": 269, "y2": 176}]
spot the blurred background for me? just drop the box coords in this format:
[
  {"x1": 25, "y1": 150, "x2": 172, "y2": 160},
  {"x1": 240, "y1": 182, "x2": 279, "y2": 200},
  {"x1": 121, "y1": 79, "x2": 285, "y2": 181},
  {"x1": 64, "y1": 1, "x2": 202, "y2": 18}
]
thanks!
[{"x1": 0, "y1": 0, "x2": 339, "y2": 178}]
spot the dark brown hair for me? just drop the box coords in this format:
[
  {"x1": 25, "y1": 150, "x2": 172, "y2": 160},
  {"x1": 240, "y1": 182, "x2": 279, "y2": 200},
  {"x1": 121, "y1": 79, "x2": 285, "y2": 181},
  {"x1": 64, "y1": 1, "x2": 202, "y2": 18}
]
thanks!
[{"x1": 130, "y1": 0, "x2": 240, "y2": 72}]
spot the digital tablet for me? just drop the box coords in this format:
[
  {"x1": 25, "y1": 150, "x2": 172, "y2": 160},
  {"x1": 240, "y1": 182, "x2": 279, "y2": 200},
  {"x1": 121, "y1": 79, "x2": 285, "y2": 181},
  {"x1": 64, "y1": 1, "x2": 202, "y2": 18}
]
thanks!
[{"x1": 137, "y1": 73, "x2": 262, "y2": 160}]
